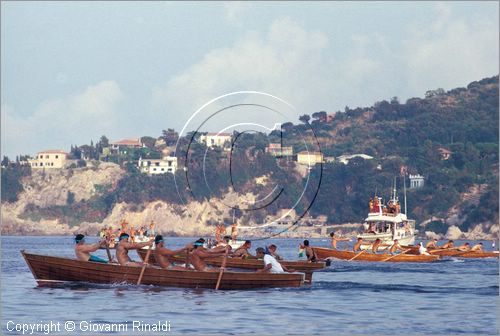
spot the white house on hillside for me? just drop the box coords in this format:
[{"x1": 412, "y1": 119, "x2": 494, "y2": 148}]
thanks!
[
  {"x1": 29, "y1": 150, "x2": 68, "y2": 169},
  {"x1": 200, "y1": 133, "x2": 232, "y2": 147},
  {"x1": 138, "y1": 156, "x2": 178, "y2": 175},
  {"x1": 337, "y1": 154, "x2": 373, "y2": 164},
  {"x1": 409, "y1": 174, "x2": 425, "y2": 189}
]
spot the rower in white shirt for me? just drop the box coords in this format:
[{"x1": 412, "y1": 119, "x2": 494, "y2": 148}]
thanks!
[{"x1": 255, "y1": 247, "x2": 295, "y2": 273}]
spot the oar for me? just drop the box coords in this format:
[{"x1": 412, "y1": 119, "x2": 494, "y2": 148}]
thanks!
[
  {"x1": 104, "y1": 236, "x2": 113, "y2": 262},
  {"x1": 185, "y1": 251, "x2": 191, "y2": 269},
  {"x1": 348, "y1": 250, "x2": 366, "y2": 261},
  {"x1": 215, "y1": 245, "x2": 230, "y2": 290},
  {"x1": 381, "y1": 249, "x2": 411, "y2": 262},
  {"x1": 137, "y1": 247, "x2": 152, "y2": 285}
]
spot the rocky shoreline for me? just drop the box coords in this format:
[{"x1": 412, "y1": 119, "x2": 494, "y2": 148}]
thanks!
[{"x1": 2, "y1": 164, "x2": 498, "y2": 240}]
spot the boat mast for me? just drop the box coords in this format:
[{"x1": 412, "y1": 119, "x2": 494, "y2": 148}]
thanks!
[
  {"x1": 393, "y1": 176, "x2": 397, "y2": 202},
  {"x1": 403, "y1": 174, "x2": 407, "y2": 216}
]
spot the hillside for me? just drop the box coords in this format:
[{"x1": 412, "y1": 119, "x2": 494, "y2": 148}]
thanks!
[{"x1": 1, "y1": 76, "x2": 498, "y2": 238}]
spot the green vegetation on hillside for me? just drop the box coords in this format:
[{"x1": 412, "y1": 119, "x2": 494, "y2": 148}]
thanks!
[{"x1": 5, "y1": 76, "x2": 499, "y2": 232}]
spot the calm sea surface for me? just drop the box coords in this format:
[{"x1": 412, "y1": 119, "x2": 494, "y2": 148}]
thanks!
[{"x1": 1, "y1": 236, "x2": 498, "y2": 335}]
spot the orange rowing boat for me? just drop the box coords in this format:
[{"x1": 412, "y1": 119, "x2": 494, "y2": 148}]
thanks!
[{"x1": 312, "y1": 247, "x2": 439, "y2": 262}]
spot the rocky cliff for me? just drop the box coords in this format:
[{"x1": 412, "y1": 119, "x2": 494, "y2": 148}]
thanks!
[{"x1": 1, "y1": 162, "x2": 498, "y2": 239}]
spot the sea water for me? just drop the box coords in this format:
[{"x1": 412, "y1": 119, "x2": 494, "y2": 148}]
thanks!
[{"x1": 1, "y1": 236, "x2": 498, "y2": 335}]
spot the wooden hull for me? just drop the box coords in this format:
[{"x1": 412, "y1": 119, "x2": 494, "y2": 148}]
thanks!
[
  {"x1": 312, "y1": 247, "x2": 439, "y2": 263},
  {"x1": 455, "y1": 251, "x2": 499, "y2": 258},
  {"x1": 21, "y1": 251, "x2": 304, "y2": 290},
  {"x1": 403, "y1": 246, "x2": 499, "y2": 258},
  {"x1": 136, "y1": 249, "x2": 325, "y2": 282}
]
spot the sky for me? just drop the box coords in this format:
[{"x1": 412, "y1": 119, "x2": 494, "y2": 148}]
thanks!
[{"x1": 1, "y1": 1, "x2": 498, "y2": 158}]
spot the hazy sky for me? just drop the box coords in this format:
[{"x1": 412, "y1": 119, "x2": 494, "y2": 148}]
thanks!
[{"x1": 1, "y1": 1, "x2": 498, "y2": 157}]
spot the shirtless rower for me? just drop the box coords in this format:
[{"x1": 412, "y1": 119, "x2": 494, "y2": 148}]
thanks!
[
  {"x1": 116, "y1": 233, "x2": 153, "y2": 266},
  {"x1": 353, "y1": 238, "x2": 364, "y2": 252},
  {"x1": 470, "y1": 242, "x2": 484, "y2": 252},
  {"x1": 74, "y1": 234, "x2": 108, "y2": 263},
  {"x1": 371, "y1": 238, "x2": 382, "y2": 254},
  {"x1": 189, "y1": 240, "x2": 230, "y2": 271},
  {"x1": 425, "y1": 239, "x2": 439, "y2": 249},
  {"x1": 217, "y1": 235, "x2": 232, "y2": 247},
  {"x1": 302, "y1": 240, "x2": 318, "y2": 262},
  {"x1": 232, "y1": 240, "x2": 255, "y2": 259},
  {"x1": 456, "y1": 242, "x2": 471, "y2": 251},
  {"x1": 330, "y1": 232, "x2": 350, "y2": 250},
  {"x1": 388, "y1": 239, "x2": 405, "y2": 254},
  {"x1": 441, "y1": 240, "x2": 454, "y2": 249},
  {"x1": 154, "y1": 235, "x2": 192, "y2": 270}
]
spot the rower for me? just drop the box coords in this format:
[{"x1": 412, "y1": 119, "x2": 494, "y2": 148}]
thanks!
[
  {"x1": 330, "y1": 232, "x2": 350, "y2": 250},
  {"x1": 371, "y1": 238, "x2": 382, "y2": 254},
  {"x1": 353, "y1": 238, "x2": 363, "y2": 252},
  {"x1": 74, "y1": 234, "x2": 108, "y2": 263},
  {"x1": 470, "y1": 242, "x2": 484, "y2": 252},
  {"x1": 116, "y1": 233, "x2": 153, "y2": 266},
  {"x1": 233, "y1": 240, "x2": 255, "y2": 259},
  {"x1": 189, "y1": 239, "x2": 229, "y2": 271},
  {"x1": 267, "y1": 244, "x2": 283, "y2": 260},
  {"x1": 255, "y1": 247, "x2": 295, "y2": 274},
  {"x1": 148, "y1": 220, "x2": 156, "y2": 238},
  {"x1": 231, "y1": 223, "x2": 238, "y2": 241},
  {"x1": 425, "y1": 239, "x2": 438, "y2": 249},
  {"x1": 302, "y1": 240, "x2": 318, "y2": 262},
  {"x1": 441, "y1": 240, "x2": 454, "y2": 249},
  {"x1": 457, "y1": 242, "x2": 471, "y2": 251},
  {"x1": 418, "y1": 242, "x2": 430, "y2": 255},
  {"x1": 154, "y1": 235, "x2": 192, "y2": 270},
  {"x1": 217, "y1": 235, "x2": 232, "y2": 247},
  {"x1": 388, "y1": 239, "x2": 404, "y2": 254}
]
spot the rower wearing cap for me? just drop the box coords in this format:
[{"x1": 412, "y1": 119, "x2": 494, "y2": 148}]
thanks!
[
  {"x1": 74, "y1": 234, "x2": 108, "y2": 263},
  {"x1": 189, "y1": 239, "x2": 230, "y2": 271},
  {"x1": 116, "y1": 233, "x2": 153, "y2": 266},
  {"x1": 154, "y1": 235, "x2": 192, "y2": 270}
]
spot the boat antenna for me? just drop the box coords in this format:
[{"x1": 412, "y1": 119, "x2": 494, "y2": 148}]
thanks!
[{"x1": 403, "y1": 174, "x2": 407, "y2": 215}]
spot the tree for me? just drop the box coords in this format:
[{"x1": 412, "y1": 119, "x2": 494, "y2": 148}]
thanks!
[
  {"x1": 281, "y1": 122, "x2": 294, "y2": 131},
  {"x1": 141, "y1": 136, "x2": 157, "y2": 149},
  {"x1": 1, "y1": 156, "x2": 10, "y2": 167},
  {"x1": 299, "y1": 114, "x2": 311, "y2": 124},
  {"x1": 161, "y1": 129, "x2": 179, "y2": 146},
  {"x1": 312, "y1": 111, "x2": 327, "y2": 121},
  {"x1": 390, "y1": 96, "x2": 400, "y2": 105},
  {"x1": 99, "y1": 135, "x2": 109, "y2": 148}
]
